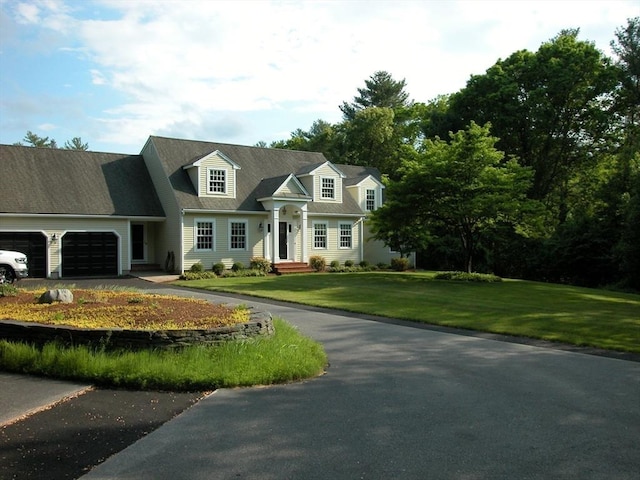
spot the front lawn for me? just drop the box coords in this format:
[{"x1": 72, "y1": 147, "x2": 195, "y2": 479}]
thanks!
[
  {"x1": 0, "y1": 319, "x2": 327, "y2": 390},
  {"x1": 173, "y1": 272, "x2": 640, "y2": 354}
]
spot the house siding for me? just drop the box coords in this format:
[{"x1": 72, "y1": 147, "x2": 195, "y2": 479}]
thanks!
[
  {"x1": 312, "y1": 164, "x2": 343, "y2": 203},
  {"x1": 278, "y1": 180, "x2": 300, "y2": 195},
  {"x1": 196, "y1": 155, "x2": 237, "y2": 198},
  {"x1": 347, "y1": 177, "x2": 382, "y2": 211},
  {"x1": 141, "y1": 139, "x2": 183, "y2": 271},
  {"x1": 306, "y1": 216, "x2": 361, "y2": 264},
  {"x1": 182, "y1": 213, "x2": 264, "y2": 271}
]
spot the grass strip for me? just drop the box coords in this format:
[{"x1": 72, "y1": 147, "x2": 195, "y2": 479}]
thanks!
[
  {"x1": 0, "y1": 318, "x2": 327, "y2": 391},
  {"x1": 173, "y1": 272, "x2": 640, "y2": 353}
]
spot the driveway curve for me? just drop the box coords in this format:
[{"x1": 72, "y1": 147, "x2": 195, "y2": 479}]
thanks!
[{"x1": 70, "y1": 280, "x2": 640, "y2": 480}]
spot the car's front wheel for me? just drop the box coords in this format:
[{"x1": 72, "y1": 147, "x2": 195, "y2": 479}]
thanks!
[{"x1": 0, "y1": 265, "x2": 16, "y2": 284}]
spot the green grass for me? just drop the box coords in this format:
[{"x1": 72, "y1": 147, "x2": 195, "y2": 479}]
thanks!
[
  {"x1": 0, "y1": 319, "x2": 327, "y2": 391},
  {"x1": 173, "y1": 272, "x2": 640, "y2": 354}
]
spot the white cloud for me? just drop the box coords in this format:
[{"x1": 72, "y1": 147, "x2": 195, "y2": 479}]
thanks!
[
  {"x1": 1, "y1": 0, "x2": 637, "y2": 151},
  {"x1": 14, "y1": 2, "x2": 40, "y2": 24},
  {"x1": 37, "y1": 122, "x2": 57, "y2": 131}
]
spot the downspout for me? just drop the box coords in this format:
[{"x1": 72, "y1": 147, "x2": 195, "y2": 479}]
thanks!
[
  {"x1": 355, "y1": 216, "x2": 365, "y2": 262},
  {"x1": 179, "y1": 208, "x2": 185, "y2": 274}
]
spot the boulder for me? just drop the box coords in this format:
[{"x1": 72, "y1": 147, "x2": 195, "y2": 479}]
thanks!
[{"x1": 39, "y1": 289, "x2": 74, "y2": 304}]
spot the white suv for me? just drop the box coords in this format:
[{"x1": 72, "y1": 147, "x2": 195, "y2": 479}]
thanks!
[{"x1": 0, "y1": 250, "x2": 29, "y2": 283}]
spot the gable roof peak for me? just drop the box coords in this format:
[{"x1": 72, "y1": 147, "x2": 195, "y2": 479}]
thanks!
[
  {"x1": 296, "y1": 160, "x2": 346, "y2": 178},
  {"x1": 183, "y1": 149, "x2": 241, "y2": 170}
]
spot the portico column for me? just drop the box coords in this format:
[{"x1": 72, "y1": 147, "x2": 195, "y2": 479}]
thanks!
[
  {"x1": 301, "y1": 208, "x2": 308, "y2": 263},
  {"x1": 272, "y1": 208, "x2": 280, "y2": 262}
]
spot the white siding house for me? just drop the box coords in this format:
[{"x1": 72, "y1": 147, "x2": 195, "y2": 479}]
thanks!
[{"x1": 0, "y1": 136, "x2": 404, "y2": 278}]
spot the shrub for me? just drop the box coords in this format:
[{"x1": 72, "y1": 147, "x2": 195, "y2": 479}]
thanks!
[
  {"x1": 329, "y1": 260, "x2": 341, "y2": 269},
  {"x1": 179, "y1": 271, "x2": 218, "y2": 280},
  {"x1": 220, "y1": 269, "x2": 267, "y2": 278},
  {"x1": 212, "y1": 263, "x2": 225, "y2": 275},
  {"x1": 309, "y1": 256, "x2": 326, "y2": 272},
  {"x1": 0, "y1": 284, "x2": 18, "y2": 297},
  {"x1": 359, "y1": 260, "x2": 369, "y2": 268},
  {"x1": 344, "y1": 259, "x2": 354, "y2": 267},
  {"x1": 434, "y1": 271, "x2": 502, "y2": 282},
  {"x1": 189, "y1": 262, "x2": 204, "y2": 273},
  {"x1": 231, "y1": 262, "x2": 244, "y2": 272},
  {"x1": 391, "y1": 257, "x2": 410, "y2": 272},
  {"x1": 250, "y1": 257, "x2": 271, "y2": 274},
  {"x1": 377, "y1": 262, "x2": 389, "y2": 270}
]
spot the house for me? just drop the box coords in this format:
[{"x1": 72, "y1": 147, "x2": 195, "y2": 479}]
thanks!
[{"x1": 0, "y1": 136, "x2": 403, "y2": 278}]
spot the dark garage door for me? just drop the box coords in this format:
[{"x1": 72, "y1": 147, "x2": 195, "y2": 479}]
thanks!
[
  {"x1": 62, "y1": 232, "x2": 118, "y2": 277},
  {"x1": 0, "y1": 232, "x2": 47, "y2": 278}
]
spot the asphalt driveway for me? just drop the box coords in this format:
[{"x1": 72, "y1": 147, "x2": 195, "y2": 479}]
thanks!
[
  {"x1": 4, "y1": 278, "x2": 640, "y2": 479},
  {"x1": 80, "y1": 282, "x2": 639, "y2": 480}
]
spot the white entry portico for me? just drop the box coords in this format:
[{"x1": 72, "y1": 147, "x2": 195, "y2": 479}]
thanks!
[
  {"x1": 258, "y1": 200, "x2": 309, "y2": 263},
  {"x1": 257, "y1": 172, "x2": 312, "y2": 264}
]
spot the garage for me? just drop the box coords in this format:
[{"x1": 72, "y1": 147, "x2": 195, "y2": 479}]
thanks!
[
  {"x1": 62, "y1": 232, "x2": 118, "y2": 277},
  {"x1": 0, "y1": 232, "x2": 47, "y2": 278}
]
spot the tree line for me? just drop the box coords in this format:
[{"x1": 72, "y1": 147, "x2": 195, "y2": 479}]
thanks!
[
  {"x1": 265, "y1": 18, "x2": 639, "y2": 291},
  {"x1": 14, "y1": 131, "x2": 89, "y2": 151}
]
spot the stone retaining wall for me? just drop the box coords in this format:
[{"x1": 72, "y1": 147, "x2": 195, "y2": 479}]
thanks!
[{"x1": 0, "y1": 310, "x2": 274, "y2": 351}]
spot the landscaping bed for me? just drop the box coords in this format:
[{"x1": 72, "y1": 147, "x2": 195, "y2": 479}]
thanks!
[
  {"x1": 0, "y1": 288, "x2": 248, "y2": 330},
  {"x1": 0, "y1": 288, "x2": 272, "y2": 350}
]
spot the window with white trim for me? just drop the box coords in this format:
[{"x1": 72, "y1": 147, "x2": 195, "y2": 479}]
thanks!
[
  {"x1": 366, "y1": 189, "x2": 376, "y2": 211},
  {"x1": 313, "y1": 223, "x2": 327, "y2": 249},
  {"x1": 195, "y1": 220, "x2": 215, "y2": 251},
  {"x1": 229, "y1": 220, "x2": 247, "y2": 250},
  {"x1": 208, "y1": 168, "x2": 226, "y2": 194},
  {"x1": 321, "y1": 177, "x2": 335, "y2": 199},
  {"x1": 339, "y1": 223, "x2": 352, "y2": 248}
]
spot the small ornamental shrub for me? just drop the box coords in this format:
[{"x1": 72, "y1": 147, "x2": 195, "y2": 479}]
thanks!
[
  {"x1": 434, "y1": 271, "x2": 502, "y2": 282},
  {"x1": 250, "y1": 257, "x2": 272, "y2": 274},
  {"x1": 0, "y1": 283, "x2": 19, "y2": 297},
  {"x1": 344, "y1": 259, "x2": 354, "y2": 267},
  {"x1": 377, "y1": 262, "x2": 389, "y2": 270},
  {"x1": 359, "y1": 260, "x2": 369, "y2": 268},
  {"x1": 231, "y1": 262, "x2": 244, "y2": 272},
  {"x1": 391, "y1": 257, "x2": 410, "y2": 272},
  {"x1": 179, "y1": 271, "x2": 218, "y2": 280},
  {"x1": 212, "y1": 263, "x2": 225, "y2": 275},
  {"x1": 330, "y1": 260, "x2": 341, "y2": 269},
  {"x1": 220, "y1": 269, "x2": 267, "y2": 278},
  {"x1": 189, "y1": 262, "x2": 204, "y2": 273},
  {"x1": 309, "y1": 256, "x2": 326, "y2": 272}
]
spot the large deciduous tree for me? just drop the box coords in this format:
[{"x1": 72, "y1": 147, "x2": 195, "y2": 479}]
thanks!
[
  {"x1": 370, "y1": 122, "x2": 538, "y2": 273},
  {"x1": 610, "y1": 17, "x2": 640, "y2": 289},
  {"x1": 445, "y1": 30, "x2": 618, "y2": 223}
]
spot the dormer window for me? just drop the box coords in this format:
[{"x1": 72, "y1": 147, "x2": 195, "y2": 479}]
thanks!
[
  {"x1": 208, "y1": 168, "x2": 226, "y2": 194},
  {"x1": 366, "y1": 189, "x2": 376, "y2": 211},
  {"x1": 321, "y1": 177, "x2": 335, "y2": 199}
]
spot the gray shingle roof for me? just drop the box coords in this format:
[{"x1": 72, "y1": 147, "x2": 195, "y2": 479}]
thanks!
[
  {"x1": 0, "y1": 145, "x2": 165, "y2": 217},
  {"x1": 148, "y1": 136, "x2": 377, "y2": 215}
]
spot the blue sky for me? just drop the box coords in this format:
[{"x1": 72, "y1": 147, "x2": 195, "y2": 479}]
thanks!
[{"x1": 0, "y1": 0, "x2": 637, "y2": 154}]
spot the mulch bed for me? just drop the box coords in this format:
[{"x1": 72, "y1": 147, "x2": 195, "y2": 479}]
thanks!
[
  {"x1": 0, "y1": 388, "x2": 206, "y2": 480},
  {"x1": 0, "y1": 289, "x2": 242, "y2": 329}
]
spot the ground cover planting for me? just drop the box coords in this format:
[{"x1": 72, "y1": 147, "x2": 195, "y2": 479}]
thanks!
[
  {"x1": 0, "y1": 288, "x2": 247, "y2": 330},
  {"x1": 174, "y1": 271, "x2": 640, "y2": 354}
]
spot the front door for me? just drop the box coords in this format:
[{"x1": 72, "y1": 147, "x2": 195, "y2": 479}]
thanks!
[
  {"x1": 131, "y1": 224, "x2": 145, "y2": 262},
  {"x1": 279, "y1": 222, "x2": 288, "y2": 260}
]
